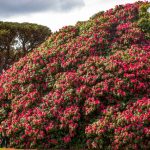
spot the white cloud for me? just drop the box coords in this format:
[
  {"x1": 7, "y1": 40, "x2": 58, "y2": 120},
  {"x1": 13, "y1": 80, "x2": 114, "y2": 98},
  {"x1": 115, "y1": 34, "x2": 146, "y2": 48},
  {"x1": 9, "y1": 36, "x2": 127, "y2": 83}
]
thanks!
[
  {"x1": 0, "y1": 0, "x2": 84, "y2": 17},
  {"x1": 3, "y1": 0, "x2": 140, "y2": 32}
]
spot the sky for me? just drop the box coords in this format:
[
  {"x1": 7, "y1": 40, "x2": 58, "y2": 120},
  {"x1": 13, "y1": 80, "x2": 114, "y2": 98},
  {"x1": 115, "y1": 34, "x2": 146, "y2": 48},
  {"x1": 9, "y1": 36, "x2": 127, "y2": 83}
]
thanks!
[{"x1": 0, "y1": 0, "x2": 148, "y2": 32}]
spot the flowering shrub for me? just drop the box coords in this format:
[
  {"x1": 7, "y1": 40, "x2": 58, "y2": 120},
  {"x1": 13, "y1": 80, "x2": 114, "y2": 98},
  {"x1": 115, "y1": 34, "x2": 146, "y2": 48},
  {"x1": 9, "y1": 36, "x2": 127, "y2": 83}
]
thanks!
[
  {"x1": 85, "y1": 97, "x2": 150, "y2": 149},
  {"x1": 0, "y1": 1, "x2": 150, "y2": 149}
]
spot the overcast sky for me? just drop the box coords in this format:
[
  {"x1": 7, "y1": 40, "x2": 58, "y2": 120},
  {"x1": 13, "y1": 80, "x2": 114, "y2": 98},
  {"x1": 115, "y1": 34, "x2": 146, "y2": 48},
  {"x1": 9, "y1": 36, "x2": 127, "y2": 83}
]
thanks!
[{"x1": 0, "y1": 0, "x2": 147, "y2": 32}]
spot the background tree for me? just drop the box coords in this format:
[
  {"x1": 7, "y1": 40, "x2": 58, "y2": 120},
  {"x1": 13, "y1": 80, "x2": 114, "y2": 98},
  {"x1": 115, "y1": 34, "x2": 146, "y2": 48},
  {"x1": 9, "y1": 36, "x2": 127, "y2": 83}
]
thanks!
[
  {"x1": 0, "y1": 22, "x2": 17, "y2": 70},
  {"x1": 0, "y1": 21, "x2": 51, "y2": 73},
  {"x1": 16, "y1": 22, "x2": 51, "y2": 55}
]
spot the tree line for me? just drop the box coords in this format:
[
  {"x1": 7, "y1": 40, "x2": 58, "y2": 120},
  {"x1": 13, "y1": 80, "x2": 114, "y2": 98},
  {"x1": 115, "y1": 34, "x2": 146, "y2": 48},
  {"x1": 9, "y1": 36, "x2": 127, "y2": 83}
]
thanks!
[{"x1": 0, "y1": 21, "x2": 51, "y2": 73}]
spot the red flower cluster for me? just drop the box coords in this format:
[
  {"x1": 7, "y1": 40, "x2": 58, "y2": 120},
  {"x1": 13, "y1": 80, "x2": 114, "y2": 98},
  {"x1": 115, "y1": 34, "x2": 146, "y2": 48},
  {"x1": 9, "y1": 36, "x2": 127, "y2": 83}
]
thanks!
[
  {"x1": 0, "y1": 1, "x2": 149, "y2": 149},
  {"x1": 86, "y1": 97, "x2": 150, "y2": 149}
]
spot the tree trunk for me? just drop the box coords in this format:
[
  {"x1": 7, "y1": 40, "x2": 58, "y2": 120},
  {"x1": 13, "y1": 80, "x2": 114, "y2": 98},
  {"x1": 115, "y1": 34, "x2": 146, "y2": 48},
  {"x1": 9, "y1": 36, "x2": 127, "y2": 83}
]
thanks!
[
  {"x1": 22, "y1": 42, "x2": 26, "y2": 56},
  {"x1": 5, "y1": 45, "x2": 10, "y2": 69}
]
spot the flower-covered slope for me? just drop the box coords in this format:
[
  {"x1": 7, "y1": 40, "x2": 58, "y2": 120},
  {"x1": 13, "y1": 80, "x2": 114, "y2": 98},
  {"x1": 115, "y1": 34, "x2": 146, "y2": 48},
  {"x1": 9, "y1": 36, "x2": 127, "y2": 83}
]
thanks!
[{"x1": 0, "y1": 1, "x2": 150, "y2": 149}]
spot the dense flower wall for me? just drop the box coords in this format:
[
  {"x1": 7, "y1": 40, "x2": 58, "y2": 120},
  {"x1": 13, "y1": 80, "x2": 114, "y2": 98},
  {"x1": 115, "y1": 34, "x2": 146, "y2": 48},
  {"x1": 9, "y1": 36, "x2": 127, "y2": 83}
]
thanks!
[{"x1": 0, "y1": 1, "x2": 150, "y2": 149}]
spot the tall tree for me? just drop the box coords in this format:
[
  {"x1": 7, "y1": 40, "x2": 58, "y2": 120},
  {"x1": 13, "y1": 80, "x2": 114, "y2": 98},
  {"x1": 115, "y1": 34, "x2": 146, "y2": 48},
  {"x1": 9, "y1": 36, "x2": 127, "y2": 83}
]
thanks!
[
  {"x1": 0, "y1": 22, "x2": 17, "y2": 68},
  {"x1": 17, "y1": 23, "x2": 51, "y2": 55},
  {"x1": 0, "y1": 21, "x2": 51, "y2": 73}
]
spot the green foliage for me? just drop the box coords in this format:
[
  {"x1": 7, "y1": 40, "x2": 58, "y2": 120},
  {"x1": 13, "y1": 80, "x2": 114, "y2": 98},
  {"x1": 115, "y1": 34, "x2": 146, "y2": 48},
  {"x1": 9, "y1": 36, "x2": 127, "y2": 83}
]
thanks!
[
  {"x1": 76, "y1": 21, "x2": 95, "y2": 34},
  {"x1": 90, "y1": 11, "x2": 105, "y2": 20},
  {"x1": 138, "y1": 2, "x2": 150, "y2": 39}
]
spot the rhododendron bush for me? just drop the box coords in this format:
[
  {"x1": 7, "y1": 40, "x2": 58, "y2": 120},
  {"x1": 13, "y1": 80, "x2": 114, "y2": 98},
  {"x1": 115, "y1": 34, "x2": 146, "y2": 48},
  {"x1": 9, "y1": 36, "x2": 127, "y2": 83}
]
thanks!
[
  {"x1": 0, "y1": 1, "x2": 150, "y2": 149},
  {"x1": 86, "y1": 97, "x2": 150, "y2": 149}
]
